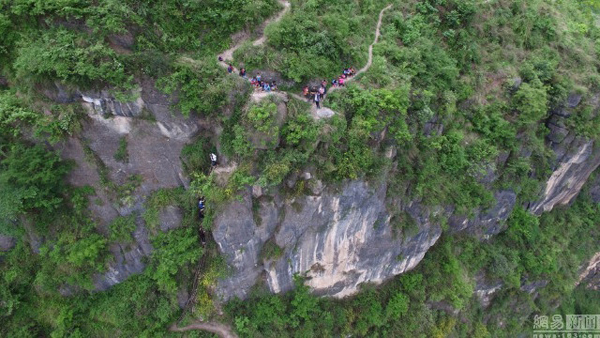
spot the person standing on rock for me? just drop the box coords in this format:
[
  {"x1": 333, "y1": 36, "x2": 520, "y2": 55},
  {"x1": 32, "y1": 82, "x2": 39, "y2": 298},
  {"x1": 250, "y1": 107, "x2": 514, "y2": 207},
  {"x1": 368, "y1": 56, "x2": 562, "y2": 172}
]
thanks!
[
  {"x1": 210, "y1": 153, "x2": 218, "y2": 167},
  {"x1": 314, "y1": 92, "x2": 321, "y2": 109},
  {"x1": 318, "y1": 85, "x2": 325, "y2": 101},
  {"x1": 198, "y1": 197, "x2": 205, "y2": 219},
  {"x1": 256, "y1": 73, "x2": 262, "y2": 86}
]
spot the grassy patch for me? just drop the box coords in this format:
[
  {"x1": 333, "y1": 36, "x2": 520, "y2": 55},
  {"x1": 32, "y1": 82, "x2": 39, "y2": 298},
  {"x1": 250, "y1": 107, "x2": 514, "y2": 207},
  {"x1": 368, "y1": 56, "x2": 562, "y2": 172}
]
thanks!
[{"x1": 113, "y1": 136, "x2": 128, "y2": 163}]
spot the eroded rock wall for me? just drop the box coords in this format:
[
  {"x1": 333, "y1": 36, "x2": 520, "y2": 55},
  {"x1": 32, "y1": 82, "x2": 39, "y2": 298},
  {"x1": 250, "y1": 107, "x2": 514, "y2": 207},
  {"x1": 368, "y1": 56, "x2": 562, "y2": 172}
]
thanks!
[
  {"x1": 214, "y1": 180, "x2": 442, "y2": 300},
  {"x1": 36, "y1": 77, "x2": 600, "y2": 300}
]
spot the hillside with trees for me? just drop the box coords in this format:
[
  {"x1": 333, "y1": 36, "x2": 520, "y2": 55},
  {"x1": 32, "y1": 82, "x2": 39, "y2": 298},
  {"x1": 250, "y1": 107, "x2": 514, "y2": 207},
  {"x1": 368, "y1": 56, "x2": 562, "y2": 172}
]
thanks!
[{"x1": 1, "y1": 0, "x2": 600, "y2": 337}]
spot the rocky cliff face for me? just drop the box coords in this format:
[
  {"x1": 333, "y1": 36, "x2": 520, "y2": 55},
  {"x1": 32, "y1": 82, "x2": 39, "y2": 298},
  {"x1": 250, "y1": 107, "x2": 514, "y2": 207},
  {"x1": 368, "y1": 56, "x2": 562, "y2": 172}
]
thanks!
[
  {"x1": 213, "y1": 176, "x2": 524, "y2": 299},
  {"x1": 212, "y1": 92, "x2": 600, "y2": 300},
  {"x1": 578, "y1": 252, "x2": 600, "y2": 291},
  {"x1": 530, "y1": 93, "x2": 600, "y2": 213},
  {"x1": 22, "y1": 79, "x2": 600, "y2": 300},
  {"x1": 213, "y1": 181, "x2": 443, "y2": 299},
  {"x1": 530, "y1": 136, "x2": 600, "y2": 214},
  {"x1": 51, "y1": 78, "x2": 204, "y2": 290}
]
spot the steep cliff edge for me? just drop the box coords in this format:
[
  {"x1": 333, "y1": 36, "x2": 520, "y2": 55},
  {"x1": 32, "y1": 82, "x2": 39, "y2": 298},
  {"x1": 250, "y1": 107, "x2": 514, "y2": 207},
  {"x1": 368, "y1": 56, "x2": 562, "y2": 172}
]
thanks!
[
  {"x1": 214, "y1": 181, "x2": 442, "y2": 299},
  {"x1": 212, "y1": 92, "x2": 600, "y2": 300}
]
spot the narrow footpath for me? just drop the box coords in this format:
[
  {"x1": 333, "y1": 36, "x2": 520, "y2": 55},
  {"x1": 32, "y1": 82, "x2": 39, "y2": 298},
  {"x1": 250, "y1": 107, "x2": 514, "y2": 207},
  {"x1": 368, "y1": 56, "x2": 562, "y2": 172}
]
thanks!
[{"x1": 217, "y1": 1, "x2": 392, "y2": 120}]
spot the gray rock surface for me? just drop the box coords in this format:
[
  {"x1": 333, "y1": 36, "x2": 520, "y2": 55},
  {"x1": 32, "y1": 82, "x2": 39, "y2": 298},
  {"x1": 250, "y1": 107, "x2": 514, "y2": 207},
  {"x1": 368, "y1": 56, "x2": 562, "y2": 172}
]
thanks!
[
  {"x1": 0, "y1": 234, "x2": 16, "y2": 252},
  {"x1": 530, "y1": 138, "x2": 600, "y2": 214},
  {"x1": 474, "y1": 274, "x2": 503, "y2": 308},
  {"x1": 214, "y1": 181, "x2": 442, "y2": 300},
  {"x1": 449, "y1": 190, "x2": 516, "y2": 238},
  {"x1": 578, "y1": 252, "x2": 600, "y2": 291},
  {"x1": 81, "y1": 87, "x2": 145, "y2": 117},
  {"x1": 159, "y1": 206, "x2": 184, "y2": 232},
  {"x1": 51, "y1": 75, "x2": 600, "y2": 300},
  {"x1": 93, "y1": 224, "x2": 153, "y2": 291}
]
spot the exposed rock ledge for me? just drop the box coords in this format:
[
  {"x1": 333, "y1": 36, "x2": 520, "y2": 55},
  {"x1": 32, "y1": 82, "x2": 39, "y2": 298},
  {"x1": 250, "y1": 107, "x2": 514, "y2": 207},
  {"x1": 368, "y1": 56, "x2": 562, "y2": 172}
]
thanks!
[{"x1": 214, "y1": 181, "x2": 442, "y2": 300}]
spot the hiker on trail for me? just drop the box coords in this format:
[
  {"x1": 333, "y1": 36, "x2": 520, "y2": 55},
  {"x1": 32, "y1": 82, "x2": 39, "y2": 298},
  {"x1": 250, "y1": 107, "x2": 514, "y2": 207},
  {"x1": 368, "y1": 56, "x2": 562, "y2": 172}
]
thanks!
[
  {"x1": 314, "y1": 92, "x2": 321, "y2": 109},
  {"x1": 227, "y1": 64, "x2": 233, "y2": 73},
  {"x1": 199, "y1": 227, "x2": 206, "y2": 246},
  {"x1": 239, "y1": 68, "x2": 246, "y2": 78},
  {"x1": 210, "y1": 153, "x2": 218, "y2": 166},
  {"x1": 218, "y1": 56, "x2": 223, "y2": 62},
  {"x1": 257, "y1": 73, "x2": 262, "y2": 86},
  {"x1": 343, "y1": 68, "x2": 350, "y2": 77},
  {"x1": 321, "y1": 80, "x2": 327, "y2": 88},
  {"x1": 350, "y1": 67, "x2": 356, "y2": 76},
  {"x1": 198, "y1": 197, "x2": 205, "y2": 219},
  {"x1": 318, "y1": 86, "x2": 325, "y2": 100},
  {"x1": 338, "y1": 76, "x2": 345, "y2": 86},
  {"x1": 303, "y1": 86, "x2": 309, "y2": 97},
  {"x1": 331, "y1": 79, "x2": 338, "y2": 87}
]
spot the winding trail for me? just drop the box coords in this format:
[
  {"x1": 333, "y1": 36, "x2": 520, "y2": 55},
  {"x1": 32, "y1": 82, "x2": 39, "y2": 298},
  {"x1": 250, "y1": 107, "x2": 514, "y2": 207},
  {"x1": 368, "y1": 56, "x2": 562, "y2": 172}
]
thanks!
[
  {"x1": 330, "y1": 4, "x2": 393, "y2": 88},
  {"x1": 218, "y1": 0, "x2": 291, "y2": 67},
  {"x1": 170, "y1": 3, "x2": 393, "y2": 337},
  {"x1": 216, "y1": 0, "x2": 392, "y2": 120},
  {"x1": 169, "y1": 322, "x2": 238, "y2": 338}
]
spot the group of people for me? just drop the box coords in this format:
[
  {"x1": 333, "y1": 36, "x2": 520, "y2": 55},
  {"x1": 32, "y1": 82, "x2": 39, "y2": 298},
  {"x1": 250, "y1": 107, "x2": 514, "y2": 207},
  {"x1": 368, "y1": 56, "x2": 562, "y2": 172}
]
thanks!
[
  {"x1": 220, "y1": 55, "x2": 357, "y2": 109},
  {"x1": 250, "y1": 72, "x2": 278, "y2": 92},
  {"x1": 219, "y1": 56, "x2": 279, "y2": 93},
  {"x1": 302, "y1": 67, "x2": 356, "y2": 108},
  {"x1": 331, "y1": 67, "x2": 356, "y2": 87},
  {"x1": 303, "y1": 80, "x2": 328, "y2": 109}
]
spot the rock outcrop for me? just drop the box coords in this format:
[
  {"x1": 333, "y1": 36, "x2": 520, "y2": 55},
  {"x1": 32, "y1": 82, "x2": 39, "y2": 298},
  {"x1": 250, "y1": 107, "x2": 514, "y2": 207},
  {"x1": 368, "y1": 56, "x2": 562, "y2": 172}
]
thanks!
[
  {"x1": 449, "y1": 190, "x2": 516, "y2": 239},
  {"x1": 578, "y1": 252, "x2": 600, "y2": 291},
  {"x1": 530, "y1": 93, "x2": 600, "y2": 213},
  {"x1": 93, "y1": 223, "x2": 153, "y2": 291},
  {"x1": 212, "y1": 91, "x2": 600, "y2": 300},
  {"x1": 52, "y1": 79, "x2": 201, "y2": 291},
  {"x1": 529, "y1": 137, "x2": 600, "y2": 214},
  {"x1": 0, "y1": 234, "x2": 16, "y2": 252},
  {"x1": 213, "y1": 177, "x2": 522, "y2": 299},
  {"x1": 43, "y1": 71, "x2": 600, "y2": 300},
  {"x1": 214, "y1": 181, "x2": 443, "y2": 299}
]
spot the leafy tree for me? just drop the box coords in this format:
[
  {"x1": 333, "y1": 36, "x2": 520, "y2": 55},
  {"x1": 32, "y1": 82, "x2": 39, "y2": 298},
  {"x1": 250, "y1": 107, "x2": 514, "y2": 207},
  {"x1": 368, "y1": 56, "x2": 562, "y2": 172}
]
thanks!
[
  {"x1": 513, "y1": 78, "x2": 548, "y2": 127},
  {"x1": 14, "y1": 28, "x2": 129, "y2": 87},
  {"x1": 0, "y1": 144, "x2": 70, "y2": 217}
]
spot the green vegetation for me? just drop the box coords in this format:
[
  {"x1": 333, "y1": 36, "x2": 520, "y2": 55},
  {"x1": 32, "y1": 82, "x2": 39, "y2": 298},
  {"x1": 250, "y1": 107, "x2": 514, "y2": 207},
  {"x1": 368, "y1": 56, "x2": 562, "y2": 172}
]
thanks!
[
  {"x1": 225, "y1": 190, "x2": 600, "y2": 337},
  {"x1": 260, "y1": 239, "x2": 284, "y2": 261},
  {"x1": 234, "y1": 0, "x2": 388, "y2": 82},
  {"x1": 1, "y1": 0, "x2": 600, "y2": 336},
  {"x1": 113, "y1": 136, "x2": 128, "y2": 163},
  {"x1": 108, "y1": 214, "x2": 137, "y2": 243}
]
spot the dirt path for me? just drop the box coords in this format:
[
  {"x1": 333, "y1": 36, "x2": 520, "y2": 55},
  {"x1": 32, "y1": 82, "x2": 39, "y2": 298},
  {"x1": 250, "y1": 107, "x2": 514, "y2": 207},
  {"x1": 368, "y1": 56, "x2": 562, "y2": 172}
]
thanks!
[
  {"x1": 353, "y1": 4, "x2": 393, "y2": 79},
  {"x1": 170, "y1": 322, "x2": 238, "y2": 338},
  {"x1": 218, "y1": 0, "x2": 291, "y2": 69},
  {"x1": 216, "y1": 2, "x2": 392, "y2": 120}
]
